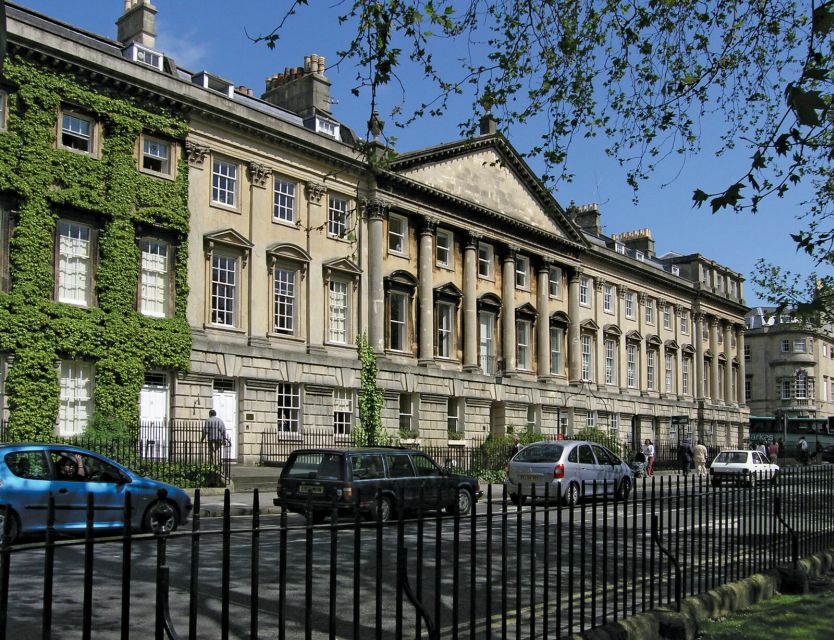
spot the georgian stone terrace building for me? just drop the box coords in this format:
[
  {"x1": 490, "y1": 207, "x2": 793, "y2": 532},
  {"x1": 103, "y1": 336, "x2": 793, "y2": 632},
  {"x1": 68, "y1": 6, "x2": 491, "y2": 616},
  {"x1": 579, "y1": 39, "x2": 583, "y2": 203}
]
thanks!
[{"x1": 0, "y1": 1, "x2": 749, "y2": 462}]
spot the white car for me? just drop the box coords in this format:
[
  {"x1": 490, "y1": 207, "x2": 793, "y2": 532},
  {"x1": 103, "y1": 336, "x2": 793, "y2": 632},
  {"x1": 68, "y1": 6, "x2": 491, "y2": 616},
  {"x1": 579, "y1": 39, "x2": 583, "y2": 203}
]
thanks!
[{"x1": 710, "y1": 449, "x2": 779, "y2": 487}]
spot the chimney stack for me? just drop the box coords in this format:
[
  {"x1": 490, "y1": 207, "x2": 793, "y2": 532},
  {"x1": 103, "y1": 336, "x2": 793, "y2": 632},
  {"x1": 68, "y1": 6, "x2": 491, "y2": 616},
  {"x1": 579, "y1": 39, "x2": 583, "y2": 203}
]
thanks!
[
  {"x1": 569, "y1": 202, "x2": 602, "y2": 235},
  {"x1": 261, "y1": 54, "x2": 331, "y2": 118},
  {"x1": 611, "y1": 228, "x2": 656, "y2": 257},
  {"x1": 117, "y1": 0, "x2": 157, "y2": 48}
]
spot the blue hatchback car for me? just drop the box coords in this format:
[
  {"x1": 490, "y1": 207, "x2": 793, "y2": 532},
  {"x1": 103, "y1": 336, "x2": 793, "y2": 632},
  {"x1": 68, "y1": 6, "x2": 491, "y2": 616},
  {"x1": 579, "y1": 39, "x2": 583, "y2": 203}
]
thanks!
[{"x1": 0, "y1": 443, "x2": 192, "y2": 542}]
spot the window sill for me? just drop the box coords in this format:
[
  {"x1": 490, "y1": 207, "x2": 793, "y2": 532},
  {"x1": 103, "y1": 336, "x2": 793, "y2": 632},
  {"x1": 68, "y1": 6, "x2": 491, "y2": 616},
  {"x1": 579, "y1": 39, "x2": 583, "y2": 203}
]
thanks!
[
  {"x1": 272, "y1": 218, "x2": 299, "y2": 229},
  {"x1": 267, "y1": 332, "x2": 306, "y2": 344},
  {"x1": 387, "y1": 250, "x2": 409, "y2": 259},
  {"x1": 139, "y1": 166, "x2": 176, "y2": 181},
  {"x1": 204, "y1": 324, "x2": 246, "y2": 335},
  {"x1": 209, "y1": 201, "x2": 241, "y2": 214}
]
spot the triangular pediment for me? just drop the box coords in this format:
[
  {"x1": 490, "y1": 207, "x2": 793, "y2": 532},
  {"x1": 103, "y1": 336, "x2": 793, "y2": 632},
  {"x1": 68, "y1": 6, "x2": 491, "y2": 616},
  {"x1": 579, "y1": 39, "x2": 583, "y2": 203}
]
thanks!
[
  {"x1": 323, "y1": 256, "x2": 362, "y2": 277},
  {"x1": 389, "y1": 138, "x2": 585, "y2": 246},
  {"x1": 434, "y1": 282, "x2": 464, "y2": 300},
  {"x1": 204, "y1": 228, "x2": 253, "y2": 252}
]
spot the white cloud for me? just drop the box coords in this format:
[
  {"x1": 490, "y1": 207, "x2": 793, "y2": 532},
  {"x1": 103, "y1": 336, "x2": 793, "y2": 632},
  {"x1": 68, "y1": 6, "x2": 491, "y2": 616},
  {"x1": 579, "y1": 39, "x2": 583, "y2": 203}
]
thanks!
[{"x1": 155, "y1": 24, "x2": 208, "y2": 71}]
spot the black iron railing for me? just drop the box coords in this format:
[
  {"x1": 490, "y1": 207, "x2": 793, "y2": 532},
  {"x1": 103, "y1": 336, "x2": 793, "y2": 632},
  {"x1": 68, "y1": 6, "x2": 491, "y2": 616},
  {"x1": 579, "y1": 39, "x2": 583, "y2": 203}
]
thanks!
[{"x1": 1, "y1": 465, "x2": 832, "y2": 638}]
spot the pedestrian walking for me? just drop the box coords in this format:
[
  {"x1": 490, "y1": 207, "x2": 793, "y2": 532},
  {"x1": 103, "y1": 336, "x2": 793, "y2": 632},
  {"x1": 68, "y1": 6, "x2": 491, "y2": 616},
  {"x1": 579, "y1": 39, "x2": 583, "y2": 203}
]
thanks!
[
  {"x1": 202, "y1": 409, "x2": 227, "y2": 483},
  {"x1": 767, "y1": 439, "x2": 779, "y2": 464},
  {"x1": 643, "y1": 439, "x2": 655, "y2": 476},
  {"x1": 778, "y1": 438, "x2": 785, "y2": 459},
  {"x1": 693, "y1": 441, "x2": 708, "y2": 477},
  {"x1": 511, "y1": 435, "x2": 523, "y2": 458},
  {"x1": 678, "y1": 440, "x2": 694, "y2": 475},
  {"x1": 756, "y1": 442, "x2": 767, "y2": 458},
  {"x1": 798, "y1": 436, "x2": 809, "y2": 465}
]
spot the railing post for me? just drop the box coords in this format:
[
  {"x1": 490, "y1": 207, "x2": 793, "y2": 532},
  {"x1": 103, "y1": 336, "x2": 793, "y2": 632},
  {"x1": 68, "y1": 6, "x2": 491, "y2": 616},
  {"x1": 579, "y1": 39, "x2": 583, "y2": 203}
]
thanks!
[
  {"x1": 651, "y1": 514, "x2": 681, "y2": 612},
  {"x1": 774, "y1": 495, "x2": 799, "y2": 569},
  {"x1": 398, "y1": 547, "x2": 438, "y2": 640},
  {"x1": 152, "y1": 490, "x2": 181, "y2": 640}
]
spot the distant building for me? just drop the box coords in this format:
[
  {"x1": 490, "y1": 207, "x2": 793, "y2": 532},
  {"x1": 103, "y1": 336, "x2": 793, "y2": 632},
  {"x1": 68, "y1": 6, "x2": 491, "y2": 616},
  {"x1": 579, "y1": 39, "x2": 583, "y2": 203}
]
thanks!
[
  {"x1": 0, "y1": 1, "x2": 750, "y2": 463},
  {"x1": 744, "y1": 307, "x2": 834, "y2": 435}
]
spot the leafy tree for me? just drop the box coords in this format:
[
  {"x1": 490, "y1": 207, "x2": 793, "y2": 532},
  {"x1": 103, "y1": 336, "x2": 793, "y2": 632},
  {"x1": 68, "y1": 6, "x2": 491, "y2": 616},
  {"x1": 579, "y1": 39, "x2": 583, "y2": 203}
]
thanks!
[{"x1": 256, "y1": 0, "x2": 834, "y2": 318}]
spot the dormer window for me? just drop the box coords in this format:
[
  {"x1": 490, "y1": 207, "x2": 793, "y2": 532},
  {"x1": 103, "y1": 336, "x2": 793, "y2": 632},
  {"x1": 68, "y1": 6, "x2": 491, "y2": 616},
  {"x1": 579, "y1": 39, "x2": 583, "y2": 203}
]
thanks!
[
  {"x1": 191, "y1": 72, "x2": 235, "y2": 98},
  {"x1": 615, "y1": 242, "x2": 626, "y2": 255},
  {"x1": 671, "y1": 265, "x2": 680, "y2": 276},
  {"x1": 122, "y1": 43, "x2": 164, "y2": 71},
  {"x1": 635, "y1": 250, "x2": 645, "y2": 262},
  {"x1": 316, "y1": 117, "x2": 340, "y2": 139}
]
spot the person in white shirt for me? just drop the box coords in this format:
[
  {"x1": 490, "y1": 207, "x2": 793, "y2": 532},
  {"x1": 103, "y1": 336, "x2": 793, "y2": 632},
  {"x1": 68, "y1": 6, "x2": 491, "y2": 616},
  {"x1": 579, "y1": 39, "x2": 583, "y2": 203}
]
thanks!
[{"x1": 642, "y1": 439, "x2": 656, "y2": 476}]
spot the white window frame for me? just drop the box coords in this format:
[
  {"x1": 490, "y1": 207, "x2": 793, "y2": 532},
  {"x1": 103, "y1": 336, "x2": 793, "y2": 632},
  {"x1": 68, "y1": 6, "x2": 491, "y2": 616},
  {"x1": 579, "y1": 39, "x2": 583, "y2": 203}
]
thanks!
[
  {"x1": 682, "y1": 357, "x2": 691, "y2": 395},
  {"x1": 604, "y1": 339, "x2": 616, "y2": 385},
  {"x1": 139, "y1": 237, "x2": 170, "y2": 318},
  {"x1": 611, "y1": 412, "x2": 621, "y2": 436},
  {"x1": 665, "y1": 353, "x2": 674, "y2": 393},
  {"x1": 517, "y1": 319, "x2": 531, "y2": 370},
  {"x1": 781, "y1": 379, "x2": 792, "y2": 400},
  {"x1": 328, "y1": 278, "x2": 350, "y2": 344},
  {"x1": 745, "y1": 378, "x2": 751, "y2": 403},
  {"x1": 794, "y1": 339, "x2": 806, "y2": 353},
  {"x1": 795, "y1": 371, "x2": 808, "y2": 399},
  {"x1": 211, "y1": 158, "x2": 238, "y2": 208},
  {"x1": 447, "y1": 397, "x2": 461, "y2": 435},
  {"x1": 58, "y1": 360, "x2": 95, "y2": 437},
  {"x1": 273, "y1": 266, "x2": 296, "y2": 335},
  {"x1": 57, "y1": 219, "x2": 94, "y2": 307},
  {"x1": 399, "y1": 393, "x2": 414, "y2": 432},
  {"x1": 645, "y1": 298, "x2": 654, "y2": 324},
  {"x1": 635, "y1": 250, "x2": 645, "y2": 262},
  {"x1": 615, "y1": 242, "x2": 626, "y2": 255},
  {"x1": 140, "y1": 135, "x2": 172, "y2": 177},
  {"x1": 781, "y1": 339, "x2": 791, "y2": 353},
  {"x1": 478, "y1": 242, "x2": 494, "y2": 279},
  {"x1": 603, "y1": 284, "x2": 614, "y2": 314},
  {"x1": 388, "y1": 213, "x2": 408, "y2": 256},
  {"x1": 581, "y1": 334, "x2": 593, "y2": 381},
  {"x1": 479, "y1": 311, "x2": 495, "y2": 374},
  {"x1": 663, "y1": 303, "x2": 671, "y2": 330},
  {"x1": 625, "y1": 292, "x2": 635, "y2": 319},
  {"x1": 436, "y1": 302, "x2": 455, "y2": 359},
  {"x1": 436, "y1": 229, "x2": 453, "y2": 269},
  {"x1": 515, "y1": 255, "x2": 530, "y2": 290},
  {"x1": 328, "y1": 195, "x2": 350, "y2": 239},
  {"x1": 627, "y1": 344, "x2": 637, "y2": 388},
  {"x1": 744, "y1": 344, "x2": 751, "y2": 362},
  {"x1": 718, "y1": 363, "x2": 725, "y2": 399},
  {"x1": 681, "y1": 311, "x2": 689, "y2": 334},
  {"x1": 579, "y1": 277, "x2": 590, "y2": 306},
  {"x1": 334, "y1": 389, "x2": 353, "y2": 435},
  {"x1": 549, "y1": 266, "x2": 562, "y2": 298},
  {"x1": 587, "y1": 411, "x2": 597, "y2": 428},
  {"x1": 550, "y1": 326, "x2": 563, "y2": 375},
  {"x1": 389, "y1": 291, "x2": 408, "y2": 352},
  {"x1": 59, "y1": 111, "x2": 96, "y2": 155},
  {"x1": 647, "y1": 349, "x2": 656, "y2": 390},
  {"x1": 277, "y1": 383, "x2": 300, "y2": 432},
  {"x1": 211, "y1": 252, "x2": 238, "y2": 328},
  {"x1": 273, "y1": 176, "x2": 296, "y2": 224}
]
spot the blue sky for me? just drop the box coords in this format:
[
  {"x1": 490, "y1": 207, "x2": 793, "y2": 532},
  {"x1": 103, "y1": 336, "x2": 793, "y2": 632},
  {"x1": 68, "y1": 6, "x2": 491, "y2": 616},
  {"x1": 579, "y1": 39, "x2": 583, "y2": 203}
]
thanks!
[{"x1": 17, "y1": 0, "x2": 830, "y2": 308}]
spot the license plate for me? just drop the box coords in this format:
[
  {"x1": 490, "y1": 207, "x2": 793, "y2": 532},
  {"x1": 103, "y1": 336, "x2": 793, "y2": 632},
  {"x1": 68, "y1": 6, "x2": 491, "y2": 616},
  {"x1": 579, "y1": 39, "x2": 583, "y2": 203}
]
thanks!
[
  {"x1": 521, "y1": 474, "x2": 539, "y2": 482},
  {"x1": 298, "y1": 484, "x2": 324, "y2": 495}
]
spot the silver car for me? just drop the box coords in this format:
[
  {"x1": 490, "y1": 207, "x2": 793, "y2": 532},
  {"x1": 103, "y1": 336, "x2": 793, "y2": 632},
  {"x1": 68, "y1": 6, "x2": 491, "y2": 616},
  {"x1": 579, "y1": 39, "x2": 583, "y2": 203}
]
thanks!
[{"x1": 505, "y1": 440, "x2": 634, "y2": 506}]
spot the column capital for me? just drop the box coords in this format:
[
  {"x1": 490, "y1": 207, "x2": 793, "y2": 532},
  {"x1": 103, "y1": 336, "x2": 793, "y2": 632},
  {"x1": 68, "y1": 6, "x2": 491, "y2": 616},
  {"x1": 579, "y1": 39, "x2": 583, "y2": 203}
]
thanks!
[
  {"x1": 247, "y1": 161, "x2": 271, "y2": 188},
  {"x1": 638, "y1": 292, "x2": 648, "y2": 305},
  {"x1": 502, "y1": 245, "x2": 520, "y2": 263},
  {"x1": 465, "y1": 231, "x2": 481, "y2": 249},
  {"x1": 362, "y1": 198, "x2": 389, "y2": 220},
  {"x1": 305, "y1": 181, "x2": 327, "y2": 204},
  {"x1": 568, "y1": 265, "x2": 584, "y2": 282},
  {"x1": 420, "y1": 215, "x2": 438, "y2": 235},
  {"x1": 185, "y1": 141, "x2": 210, "y2": 168},
  {"x1": 537, "y1": 258, "x2": 555, "y2": 274},
  {"x1": 595, "y1": 277, "x2": 607, "y2": 292},
  {"x1": 710, "y1": 317, "x2": 721, "y2": 328}
]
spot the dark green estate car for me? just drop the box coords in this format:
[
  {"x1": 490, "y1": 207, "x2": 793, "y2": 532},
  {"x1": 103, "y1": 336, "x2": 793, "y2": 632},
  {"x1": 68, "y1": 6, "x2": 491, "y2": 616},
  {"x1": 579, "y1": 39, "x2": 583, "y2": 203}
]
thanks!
[{"x1": 273, "y1": 447, "x2": 482, "y2": 523}]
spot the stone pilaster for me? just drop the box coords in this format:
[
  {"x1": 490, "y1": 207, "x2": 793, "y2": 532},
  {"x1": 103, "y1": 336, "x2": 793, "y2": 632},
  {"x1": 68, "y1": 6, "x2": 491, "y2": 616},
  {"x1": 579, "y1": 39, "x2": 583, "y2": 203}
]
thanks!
[
  {"x1": 723, "y1": 322, "x2": 733, "y2": 404},
  {"x1": 418, "y1": 216, "x2": 437, "y2": 365},
  {"x1": 305, "y1": 182, "x2": 327, "y2": 353},
  {"x1": 537, "y1": 263, "x2": 551, "y2": 379},
  {"x1": 709, "y1": 317, "x2": 720, "y2": 402},
  {"x1": 462, "y1": 232, "x2": 479, "y2": 371},
  {"x1": 694, "y1": 312, "x2": 705, "y2": 400},
  {"x1": 737, "y1": 325, "x2": 746, "y2": 405},
  {"x1": 501, "y1": 247, "x2": 517, "y2": 375}
]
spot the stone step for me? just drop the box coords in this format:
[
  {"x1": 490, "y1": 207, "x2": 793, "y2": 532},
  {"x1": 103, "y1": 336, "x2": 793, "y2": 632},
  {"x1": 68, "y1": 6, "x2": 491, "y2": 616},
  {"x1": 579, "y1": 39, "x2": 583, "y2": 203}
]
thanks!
[{"x1": 229, "y1": 465, "x2": 282, "y2": 493}]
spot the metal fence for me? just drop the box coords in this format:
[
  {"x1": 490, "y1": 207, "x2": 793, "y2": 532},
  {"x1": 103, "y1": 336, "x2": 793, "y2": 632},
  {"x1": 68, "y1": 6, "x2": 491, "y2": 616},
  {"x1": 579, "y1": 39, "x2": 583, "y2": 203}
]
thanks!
[
  {"x1": 0, "y1": 420, "x2": 230, "y2": 487},
  {"x1": 1, "y1": 465, "x2": 832, "y2": 639}
]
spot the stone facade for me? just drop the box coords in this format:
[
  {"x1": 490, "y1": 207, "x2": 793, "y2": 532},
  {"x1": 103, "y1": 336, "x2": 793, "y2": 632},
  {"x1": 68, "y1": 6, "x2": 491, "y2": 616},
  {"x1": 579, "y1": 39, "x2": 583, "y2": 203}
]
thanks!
[{"x1": 0, "y1": 1, "x2": 750, "y2": 463}]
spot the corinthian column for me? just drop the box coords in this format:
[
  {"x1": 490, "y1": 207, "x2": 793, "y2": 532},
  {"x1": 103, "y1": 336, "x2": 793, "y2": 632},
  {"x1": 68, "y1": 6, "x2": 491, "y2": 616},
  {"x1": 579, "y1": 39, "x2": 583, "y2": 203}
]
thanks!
[
  {"x1": 723, "y1": 322, "x2": 733, "y2": 404},
  {"x1": 502, "y1": 247, "x2": 517, "y2": 375},
  {"x1": 694, "y1": 312, "x2": 705, "y2": 399},
  {"x1": 418, "y1": 217, "x2": 437, "y2": 365},
  {"x1": 568, "y1": 267, "x2": 582, "y2": 383},
  {"x1": 737, "y1": 326, "x2": 746, "y2": 405},
  {"x1": 365, "y1": 199, "x2": 387, "y2": 355},
  {"x1": 462, "y1": 232, "x2": 479, "y2": 371},
  {"x1": 710, "y1": 317, "x2": 720, "y2": 401}
]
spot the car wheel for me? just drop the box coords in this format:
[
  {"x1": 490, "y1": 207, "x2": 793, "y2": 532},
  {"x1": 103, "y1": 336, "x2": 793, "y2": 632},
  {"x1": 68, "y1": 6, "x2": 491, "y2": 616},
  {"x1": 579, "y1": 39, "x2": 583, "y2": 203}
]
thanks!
[
  {"x1": 0, "y1": 510, "x2": 19, "y2": 545},
  {"x1": 370, "y1": 495, "x2": 393, "y2": 523},
  {"x1": 617, "y1": 477, "x2": 632, "y2": 501},
  {"x1": 448, "y1": 488, "x2": 472, "y2": 516},
  {"x1": 564, "y1": 483, "x2": 580, "y2": 507},
  {"x1": 143, "y1": 500, "x2": 179, "y2": 534},
  {"x1": 509, "y1": 492, "x2": 526, "y2": 507}
]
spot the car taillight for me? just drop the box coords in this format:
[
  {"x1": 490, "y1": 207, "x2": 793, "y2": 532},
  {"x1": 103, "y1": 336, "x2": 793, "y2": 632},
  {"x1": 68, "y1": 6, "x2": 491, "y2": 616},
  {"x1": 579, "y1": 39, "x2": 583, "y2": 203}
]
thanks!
[
  {"x1": 553, "y1": 464, "x2": 565, "y2": 479},
  {"x1": 342, "y1": 482, "x2": 353, "y2": 501}
]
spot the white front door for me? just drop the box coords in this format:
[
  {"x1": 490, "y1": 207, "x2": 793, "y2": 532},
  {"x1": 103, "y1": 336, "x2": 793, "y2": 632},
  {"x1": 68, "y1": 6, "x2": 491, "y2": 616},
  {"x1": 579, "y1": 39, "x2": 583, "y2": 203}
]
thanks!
[
  {"x1": 139, "y1": 373, "x2": 169, "y2": 458},
  {"x1": 212, "y1": 380, "x2": 237, "y2": 462}
]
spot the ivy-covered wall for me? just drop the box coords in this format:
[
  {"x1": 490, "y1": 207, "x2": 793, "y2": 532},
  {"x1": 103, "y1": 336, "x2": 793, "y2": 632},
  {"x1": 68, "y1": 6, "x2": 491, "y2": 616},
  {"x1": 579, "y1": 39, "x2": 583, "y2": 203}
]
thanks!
[{"x1": 0, "y1": 58, "x2": 192, "y2": 440}]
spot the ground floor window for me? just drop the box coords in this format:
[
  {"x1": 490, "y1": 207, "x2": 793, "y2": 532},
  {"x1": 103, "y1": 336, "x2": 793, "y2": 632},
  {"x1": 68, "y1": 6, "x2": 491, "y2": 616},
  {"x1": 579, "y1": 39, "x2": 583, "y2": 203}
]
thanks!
[{"x1": 277, "y1": 383, "x2": 300, "y2": 432}]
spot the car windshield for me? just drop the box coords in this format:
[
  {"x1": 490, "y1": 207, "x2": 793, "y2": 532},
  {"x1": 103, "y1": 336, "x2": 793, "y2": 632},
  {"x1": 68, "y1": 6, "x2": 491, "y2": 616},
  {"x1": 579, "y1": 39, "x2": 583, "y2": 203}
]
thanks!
[
  {"x1": 715, "y1": 452, "x2": 748, "y2": 464},
  {"x1": 513, "y1": 444, "x2": 564, "y2": 463}
]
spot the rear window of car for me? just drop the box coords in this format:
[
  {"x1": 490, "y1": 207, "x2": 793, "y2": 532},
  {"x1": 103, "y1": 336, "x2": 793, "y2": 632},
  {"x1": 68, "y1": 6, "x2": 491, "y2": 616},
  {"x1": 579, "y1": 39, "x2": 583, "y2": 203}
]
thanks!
[
  {"x1": 4, "y1": 451, "x2": 50, "y2": 480},
  {"x1": 285, "y1": 452, "x2": 344, "y2": 480},
  {"x1": 513, "y1": 444, "x2": 564, "y2": 463},
  {"x1": 715, "y1": 452, "x2": 748, "y2": 464}
]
